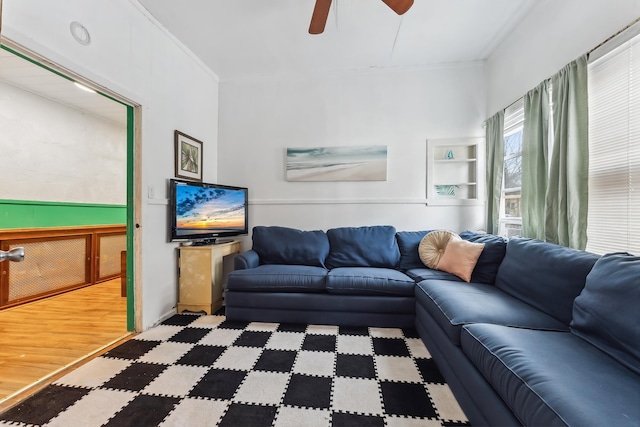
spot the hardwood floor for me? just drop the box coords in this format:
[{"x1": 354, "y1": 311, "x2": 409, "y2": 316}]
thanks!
[{"x1": 0, "y1": 279, "x2": 129, "y2": 407}]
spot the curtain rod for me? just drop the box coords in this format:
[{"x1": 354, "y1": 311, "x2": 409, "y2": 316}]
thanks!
[
  {"x1": 492, "y1": 16, "x2": 640, "y2": 118},
  {"x1": 586, "y1": 16, "x2": 640, "y2": 56}
]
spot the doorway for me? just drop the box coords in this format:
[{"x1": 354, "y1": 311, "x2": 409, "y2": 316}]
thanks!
[{"x1": 0, "y1": 44, "x2": 137, "y2": 404}]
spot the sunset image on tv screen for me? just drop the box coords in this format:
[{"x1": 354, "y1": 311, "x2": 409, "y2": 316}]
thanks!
[{"x1": 175, "y1": 185, "x2": 246, "y2": 236}]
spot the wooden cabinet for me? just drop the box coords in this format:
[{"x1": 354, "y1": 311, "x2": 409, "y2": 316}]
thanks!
[
  {"x1": 426, "y1": 137, "x2": 485, "y2": 205},
  {"x1": 177, "y1": 241, "x2": 242, "y2": 314}
]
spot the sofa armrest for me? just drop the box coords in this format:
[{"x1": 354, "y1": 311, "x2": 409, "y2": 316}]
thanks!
[{"x1": 235, "y1": 250, "x2": 260, "y2": 270}]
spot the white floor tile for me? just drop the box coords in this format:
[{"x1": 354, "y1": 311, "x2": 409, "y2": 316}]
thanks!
[
  {"x1": 233, "y1": 371, "x2": 290, "y2": 405},
  {"x1": 213, "y1": 346, "x2": 262, "y2": 370},
  {"x1": 159, "y1": 397, "x2": 229, "y2": 427},
  {"x1": 54, "y1": 357, "x2": 131, "y2": 388},
  {"x1": 336, "y1": 335, "x2": 373, "y2": 355},
  {"x1": 293, "y1": 350, "x2": 335, "y2": 377},
  {"x1": 332, "y1": 377, "x2": 383, "y2": 415},
  {"x1": 375, "y1": 355, "x2": 422, "y2": 382},
  {"x1": 143, "y1": 365, "x2": 209, "y2": 397},
  {"x1": 138, "y1": 342, "x2": 193, "y2": 364},
  {"x1": 266, "y1": 331, "x2": 305, "y2": 351}
]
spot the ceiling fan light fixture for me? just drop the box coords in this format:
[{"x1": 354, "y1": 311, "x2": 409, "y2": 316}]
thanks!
[{"x1": 70, "y1": 21, "x2": 91, "y2": 46}]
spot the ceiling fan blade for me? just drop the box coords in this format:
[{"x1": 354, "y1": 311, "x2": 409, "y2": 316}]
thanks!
[
  {"x1": 381, "y1": 0, "x2": 414, "y2": 15},
  {"x1": 309, "y1": 0, "x2": 332, "y2": 34}
]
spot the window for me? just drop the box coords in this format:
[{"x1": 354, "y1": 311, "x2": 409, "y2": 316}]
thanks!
[
  {"x1": 499, "y1": 99, "x2": 524, "y2": 238},
  {"x1": 586, "y1": 26, "x2": 640, "y2": 255}
]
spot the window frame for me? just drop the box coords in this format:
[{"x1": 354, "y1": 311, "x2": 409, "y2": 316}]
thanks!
[{"x1": 498, "y1": 100, "x2": 524, "y2": 238}]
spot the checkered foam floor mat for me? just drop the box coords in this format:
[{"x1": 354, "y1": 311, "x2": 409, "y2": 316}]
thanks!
[{"x1": 0, "y1": 312, "x2": 469, "y2": 426}]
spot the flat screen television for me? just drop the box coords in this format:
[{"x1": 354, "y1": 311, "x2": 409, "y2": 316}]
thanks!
[{"x1": 169, "y1": 179, "x2": 248, "y2": 244}]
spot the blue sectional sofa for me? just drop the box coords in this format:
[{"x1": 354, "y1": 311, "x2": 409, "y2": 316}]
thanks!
[
  {"x1": 226, "y1": 225, "x2": 417, "y2": 327},
  {"x1": 226, "y1": 225, "x2": 640, "y2": 426}
]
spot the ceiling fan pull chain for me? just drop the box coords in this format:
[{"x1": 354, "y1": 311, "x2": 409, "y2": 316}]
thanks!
[{"x1": 391, "y1": 15, "x2": 404, "y2": 59}]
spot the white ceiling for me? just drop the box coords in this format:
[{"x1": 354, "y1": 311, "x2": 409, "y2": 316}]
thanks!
[
  {"x1": 0, "y1": 48, "x2": 127, "y2": 126},
  {"x1": 137, "y1": 0, "x2": 538, "y2": 81},
  {"x1": 0, "y1": 1, "x2": 538, "y2": 125}
]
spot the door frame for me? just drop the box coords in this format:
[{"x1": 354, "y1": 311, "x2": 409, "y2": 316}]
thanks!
[{"x1": 0, "y1": 39, "x2": 141, "y2": 331}]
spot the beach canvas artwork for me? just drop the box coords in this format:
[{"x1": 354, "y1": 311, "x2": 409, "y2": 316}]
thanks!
[{"x1": 286, "y1": 145, "x2": 388, "y2": 181}]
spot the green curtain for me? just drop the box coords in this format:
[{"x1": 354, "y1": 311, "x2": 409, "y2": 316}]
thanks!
[
  {"x1": 521, "y1": 81, "x2": 550, "y2": 240},
  {"x1": 545, "y1": 55, "x2": 589, "y2": 249},
  {"x1": 485, "y1": 111, "x2": 504, "y2": 235}
]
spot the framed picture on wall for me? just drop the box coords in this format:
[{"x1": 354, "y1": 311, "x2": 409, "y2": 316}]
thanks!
[{"x1": 175, "y1": 130, "x2": 203, "y2": 182}]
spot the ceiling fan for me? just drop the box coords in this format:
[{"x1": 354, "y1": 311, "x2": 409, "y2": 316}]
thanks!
[{"x1": 309, "y1": 0, "x2": 414, "y2": 34}]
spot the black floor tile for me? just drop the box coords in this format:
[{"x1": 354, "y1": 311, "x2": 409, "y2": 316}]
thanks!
[
  {"x1": 402, "y1": 328, "x2": 421, "y2": 338},
  {"x1": 416, "y1": 357, "x2": 446, "y2": 383},
  {"x1": 282, "y1": 374, "x2": 332, "y2": 409},
  {"x1": 335, "y1": 354, "x2": 376, "y2": 379},
  {"x1": 162, "y1": 314, "x2": 199, "y2": 326},
  {"x1": 253, "y1": 349, "x2": 297, "y2": 372},
  {"x1": 102, "y1": 362, "x2": 168, "y2": 392},
  {"x1": 332, "y1": 412, "x2": 385, "y2": 427},
  {"x1": 169, "y1": 327, "x2": 211, "y2": 343},
  {"x1": 104, "y1": 394, "x2": 179, "y2": 427},
  {"x1": 380, "y1": 381, "x2": 437, "y2": 418},
  {"x1": 277, "y1": 323, "x2": 308, "y2": 333},
  {"x1": 217, "y1": 320, "x2": 250, "y2": 330},
  {"x1": 233, "y1": 330, "x2": 272, "y2": 347},
  {"x1": 0, "y1": 385, "x2": 89, "y2": 425},
  {"x1": 372, "y1": 337, "x2": 410, "y2": 356},
  {"x1": 338, "y1": 326, "x2": 370, "y2": 336},
  {"x1": 189, "y1": 368, "x2": 246, "y2": 399},
  {"x1": 219, "y1": 403, "x2": 278, "y2": 427},
  {"x1": 301, "y1": 334, "x2": 336, "y2": 352},
  {"x1": 177, "y1": 344, "x2": 226, "y2": 366},
  {"x1": 103, "y1": 339, "x2": 160, "y2": 360}
]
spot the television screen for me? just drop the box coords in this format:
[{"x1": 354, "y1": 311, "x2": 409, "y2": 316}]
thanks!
[{"x1": 170, "y1": 179, "x2": 248, "y2": 243}]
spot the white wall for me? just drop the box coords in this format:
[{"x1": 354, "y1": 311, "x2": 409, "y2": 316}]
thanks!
[
  {"x1": 218, "y1": 63, "x2": 487, "y2": 241},
  {"x1": 3, "y1": 0, "x2": 219, "y2": 329},
  {"x1": 487, "y1": 0, "x2": 640, "y2": 115},
  {"x1": 0, "y1": 81, "x2": 126, "y2": 204}
]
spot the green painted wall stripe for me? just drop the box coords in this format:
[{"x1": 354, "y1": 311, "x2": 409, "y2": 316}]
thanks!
[{"x1": 0, "y1": 200, "x2": 126, "y2": 229}]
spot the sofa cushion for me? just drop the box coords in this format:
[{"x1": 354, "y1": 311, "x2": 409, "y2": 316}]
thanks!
[
  {"x1": 252, "y1": 226, "x2": 329, "y2": 267},
  {"x1": 227, "y1": 265, "x2": 327, "y2": 292},
  {"x1": 436, "y1": 239, "x2": 485, "y2": 282},
  {"x1": 326, "y1": 226, "x2": 400, "y2": 269},
  {"x1": 396, "y1": 230, "x2": 433, "y2": 270},
  {"x1": 459, "y1": 231, "x2": 507, "y2": 284},
  {"x1": 404, "y1": 267, "x2": 463, "y2": 283},
  {"x1": 495, "y1": 238, "x2": 600, "y2": 325},
  {"x1": 326, "y1": 267, "x2": 415, "y2": 296},
  {"x1": 462, "y1": 324, "x2": 640, "y2": 427},
  {"x1": 571, "y1": 252, "x2": 640, "y2": 376},
  {"x1": 415, "y1": 279, "x2": 567, "y2": 346}
]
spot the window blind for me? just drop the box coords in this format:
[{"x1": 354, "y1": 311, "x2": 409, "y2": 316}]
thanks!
[{"x1": 587, "y1": 34, "x2": 640, "y2": 255}]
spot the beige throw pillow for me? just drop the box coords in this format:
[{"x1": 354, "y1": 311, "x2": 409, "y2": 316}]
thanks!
[
  {"x1": 418, "y1": 230, "x2": 461, "y2": 269},
  {"x1": 436, "y1": 239, "x2": 485, "y2": 282}
]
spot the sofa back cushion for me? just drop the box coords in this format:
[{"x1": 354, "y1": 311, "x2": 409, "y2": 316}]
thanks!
[
  {"x1": 396, "y1": 230, "x2": 433, "y2": 270},
  {"x1": 326, "y1": 226, "x2": 400, "y2": 268},
  {"x1": 571, "y1": 252, "x2": 640, "y2": 376},
  {"x1": 252, "y1": 226, "x2": 329, "y2": 267},
  {"x1": 495, "y1": 238, "x2": 600, "y2": 325},
  {"x1": 458, "y1": 231, "x2": 507, "y2": 284},
  {"x1": 397, "y1": 230, "x2": 507, "y2": 284}
]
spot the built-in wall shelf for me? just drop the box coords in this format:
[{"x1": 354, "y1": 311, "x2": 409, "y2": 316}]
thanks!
[{"x1": 426, "y1": 137, "x2": 485, "y2": 205}]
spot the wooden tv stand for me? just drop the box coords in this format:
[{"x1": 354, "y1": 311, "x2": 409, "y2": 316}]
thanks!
[{"x1": 177, "y1": 240, "x2": 242, "y2": 314}]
